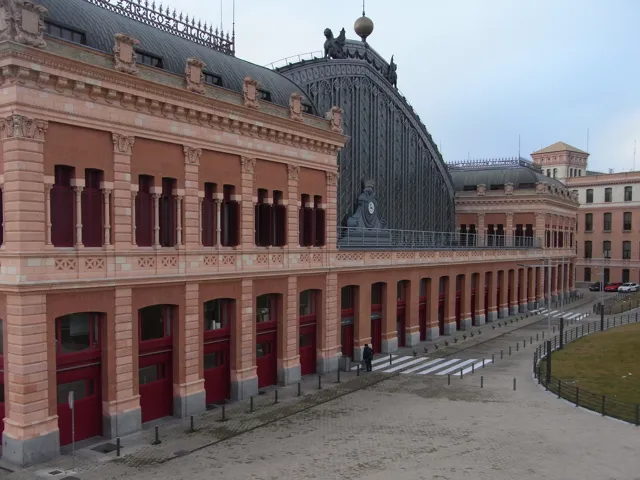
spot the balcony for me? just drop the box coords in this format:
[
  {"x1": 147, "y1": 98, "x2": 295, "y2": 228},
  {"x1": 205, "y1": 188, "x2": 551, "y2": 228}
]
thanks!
[{"x1": 337, "y1": 227, "x2": 542, "y2": 250}]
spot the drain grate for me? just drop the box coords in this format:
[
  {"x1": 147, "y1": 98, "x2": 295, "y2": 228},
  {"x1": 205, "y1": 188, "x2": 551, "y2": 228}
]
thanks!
[
  {"x1": 173, "y1": 450, "x2": 190, "y2": 457},
  {"x1": 48, "y1": 471, "x2": 62, "y2": 476},
  {"x1": 91, "y1": 442, "x2": 117, "y2": 454}
]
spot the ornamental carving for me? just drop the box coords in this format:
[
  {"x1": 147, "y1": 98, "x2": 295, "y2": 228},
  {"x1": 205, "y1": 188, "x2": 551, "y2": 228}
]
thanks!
[
  {"x1": 476, "y1": 184, "x2": 486, "y2": 196},
  {"x1": 113, "y1": 33, "x2": 140, "y2": 76},
  {"x1": 327, "y1": 106, "x2": 343, "y2": 134},
  {"x1": 326, "y1": 171, "x2": 338, "y2": 186},
  {"x1": 183, "y1": 145, "x2": 202, "y2": 165},
  {"x1": 535, "y1": 181, "x2": 548, "y2": 194},
  {"x1": 504, "y1": 182, "x2": 514, "y2": 195},
  {"x1": 287, "y1": 164, "x2": 299, "y2": 180},
  {"x1": 240, "y1": 156, "x2": 256, "y2": 173},
  {"x1": 243, "y1": 77, "x2": 259, "y2": 109},
  {"x1": 112, "y1": 133, "x2": 135, "y2": 154},
  {"x1": 0, "y1": 114, "x2": 47, "y2": 140},
  {"x1": 289, "y1": 92, "x2": 304, "y2": 122},
  {"x1": 0, "y1": 0, "x2": 47, "y2": 48},
  {"x1": 184, "y1": 57, "x2": 206, "y2": 94}
]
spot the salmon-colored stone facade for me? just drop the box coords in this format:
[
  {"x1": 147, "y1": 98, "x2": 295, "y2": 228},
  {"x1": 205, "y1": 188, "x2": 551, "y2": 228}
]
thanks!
[{"x1": 0, "y1": 5, "x2": 577, "y2": 467}]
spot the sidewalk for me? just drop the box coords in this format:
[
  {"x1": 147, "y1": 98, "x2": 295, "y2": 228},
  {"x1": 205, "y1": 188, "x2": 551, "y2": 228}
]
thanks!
[{"x1": 0, "y1": 292, "x2": 597, "y2": 479}]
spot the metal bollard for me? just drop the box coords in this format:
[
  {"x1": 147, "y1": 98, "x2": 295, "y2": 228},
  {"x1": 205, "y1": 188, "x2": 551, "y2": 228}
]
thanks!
[
  {"x1": 501, "y1": 349, "x2": 504, "y2": 359},
  {"x1": 357, "y1": 364, "x2": 360, "y2": 377},
  {"x1": 297, "y1": 382, "x2": 301, "y2": 397},
  {"x1": 492, "y1": 353, "x2": 495, "y2": 363},
  {"x1": 530, "y1": 336, "x2": 533, "y2": 345},
  {"x1": 481, "y1": 376, "x2": 484, "y2": 388},
  {"x1": 221, "y1": 403, "x2": 226, "y2": 422},
  {"x1": 318, "y1": 375, "x2": 322, "y2": 390},
  {"x1": 516, "y1": 343, "x2": 519, "y2": 352},
  {"x1": 460, "y1": 368, "x2": 463, "y2": 379},
  {"x1": 337, "y1": 368, "x2": 341, "y2": 384},
  {"x1": 448, "y1": 373, "x2": 451, "y2": 385},
  {"x1": 542, "y1": 331, "x2": 545, "y2": 339},
  {"x1": 390, "y1": 354, "x2": 393, "y2": 365},
  {"x1": 152, "y1": 425, "x2": 161, "y2": 445},
  {"x1": 274, "y1": 389, "x2": 279, "y2": 405},
  {"x1": 513, "y1": 378, "x2": 516, "y2": 391},
  {"x1": 116, "y1": 437, "x2": 121, "y2": 457},
  {"x1": 472, "y1": 363, "x2": 475, "y2": 374},
  {"x1": 250, "y1": 396, "x2": 254, "y2": 413},
  {"x1": 482, "y1": 358, "x2": 485, "y2": 368},
  {"x1": 189, "y1": 415, "x2": 195, "y2": 433},
  {"x1": 536, "y1": 333, "x2": 539, "y2": 342}
]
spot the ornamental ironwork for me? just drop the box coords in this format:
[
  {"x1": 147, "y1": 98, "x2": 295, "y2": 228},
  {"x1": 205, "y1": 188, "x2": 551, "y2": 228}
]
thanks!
[
  {"x1": 84, "y1": 0, "x2": 234, "y2": 55},
  {"x1": 448, "y1": 157, "x2": 542, "y2": 172}
]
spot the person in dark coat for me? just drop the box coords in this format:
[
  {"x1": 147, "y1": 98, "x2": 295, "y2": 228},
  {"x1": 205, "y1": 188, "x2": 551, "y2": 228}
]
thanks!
[{"x1": 363, "y1": 344, "x2": 373, "y2": 371}]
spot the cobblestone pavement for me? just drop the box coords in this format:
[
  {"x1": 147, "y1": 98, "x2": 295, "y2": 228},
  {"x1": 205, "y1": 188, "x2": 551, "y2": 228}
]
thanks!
[{"x1": 6, "y1": 293, "x2": 638, "y2": 479}]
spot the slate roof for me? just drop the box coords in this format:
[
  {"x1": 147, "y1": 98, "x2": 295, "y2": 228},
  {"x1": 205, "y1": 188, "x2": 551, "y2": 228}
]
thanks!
[
  {"x1": 450, "y1": 166, "x2": 567, "y2": 191},
  {"x1": 532, "y1": 141, "x2": 588, "y2": 155},
  {"x1": 38, "y1": 0, "x2": 315, "y2": 114}
]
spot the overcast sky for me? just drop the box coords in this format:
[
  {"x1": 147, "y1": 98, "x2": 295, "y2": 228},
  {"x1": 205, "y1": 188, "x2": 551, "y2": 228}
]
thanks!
[{"x1": 172, "y1": 0, "x2": 639, "y2": 173}]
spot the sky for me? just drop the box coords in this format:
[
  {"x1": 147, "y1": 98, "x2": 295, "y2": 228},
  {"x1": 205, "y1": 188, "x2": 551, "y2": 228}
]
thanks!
[{"x1": 169, "y1": 0, "x2": 640, "y2": 173}]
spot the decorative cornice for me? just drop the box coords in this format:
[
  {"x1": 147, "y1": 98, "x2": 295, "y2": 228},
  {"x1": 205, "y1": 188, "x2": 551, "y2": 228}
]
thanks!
[
  {"x1": 112, "y1": 133, "x2": 135, "y2": 154},
  {"x1": 326, "y1": 171, "x2": 338, "y2": 186},
  {"x1": 240, "y1": 156, "x2": 256, "y2": 174},
  {"x1": 287, "y1": 164, "x2": 300, "y2": 180},
  {"x1": 0, "y1": 48, "x2": 345, "y2": 156},
  {"x1": 183, "y1": 145, "x2": 202, "y2": 165},
  {"x1": 0, "y1": 114, "x2": 47, "y2": 140}
]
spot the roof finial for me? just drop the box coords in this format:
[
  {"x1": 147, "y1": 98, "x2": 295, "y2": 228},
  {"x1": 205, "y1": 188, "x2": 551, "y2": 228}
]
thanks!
[
  {"x1": 354, "y1": 1, "x2": 374, "y2": 43},
  {"x1": 363, "y1": 0, "x2": 366, "y2": 16}
]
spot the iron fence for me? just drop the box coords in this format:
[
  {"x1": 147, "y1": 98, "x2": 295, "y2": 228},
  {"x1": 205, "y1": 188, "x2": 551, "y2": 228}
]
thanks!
[
  {"x1": 593, "y1": 294, "x2": 640, "y2": 316},
  {"x1": 337, "y1": 227, "x2": 543, "y2": 250},
  {"x1": 533, "y1": 312, "x2": 640, "y2": 425}
]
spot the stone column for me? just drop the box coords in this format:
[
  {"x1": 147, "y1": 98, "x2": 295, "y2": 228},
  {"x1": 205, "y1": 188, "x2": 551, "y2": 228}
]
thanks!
[
  {"x1": 443, "y1": 276, "x2": 457, "y2": 335},
  {"x1": 112, "y1": 133, "x2": 135, "y2": 249},
  {"x1": 183, "y1": 146, "x2": 201, "y2": 248},
  {"x1": 551, "y1": 265, "x2": 558, "y2": 303},
  {"x1": 527, "y1": 268, "x2": 536, "y2": 310},
  {"x1": 318, "y1": 272, "x2": 340, "y2": 373},
  {"x1": 460, "y1": 273, "x2": 472, "y2": 330},
  {"x1": 287, "y1": 165, "x2": 299, "y2": 247},
  {"x1": 519, "y1": 268, "x2": 528, "y2": 312},
  {"x1": 173, "y1": 283, "x2": 206, "y2": 417},
  {"x1": 381, "y1": 282, "x2": 398, "y2": 353},
  {"x1": 152, "y1": 192, "x2": 161, "y2": 247},
  {"x1": 537, "y1": 266, "x2": 545, "y2": 307},
  {"x1": 73, "y1": 184, "x2": 84, "y2": 247},
  {"x1": 44, "y1": 182, "x2": 53, "y2": 246},
  {"x1": 475, "y1": 273, "x2": 486, "y2": 325},
  {"x1": 405, "y1": 276, "x2": 421, "y2": 346},
  {"x1": 509, "y1": 270, "x2": 519, "y2": 315},
  {"x1": 175, "y1": 194, "x2": 184, "y2": 247},
  {"x1": 535, "y1": 212, "x2": 546, "y2": 249},
  {"x1": 230, "y1": 279, "x2": 259, "y2": 400},
  {"x1": 326, "y1": 171, "x2": 338, "y2": 249},
  {"x1": 240, "y1": 157, "x2": 256, "y2": 248},
  {"x1": 278, "y1": 276, "x2": 301, "y2": 384},
  {"x1": 102, "y1": 188, "x2": 112, "y2": 246},
  {"x1": 505, "y1": 212, "x2": 513, "y2": 247},
  {"x1": 487, "y1": 272, "x2": 498, "y2": 322},
  {"x1": 426, "y1": 277, "x2": 440, "y2": 339},
  {"x1": 215, "y1": 199, "x2": 222, "y2": 246},
  {"x1": 476, "y1": 213, "x2": 485, "y2": 247},
  {"x1": 2, "y1": 293, "x2": 59, "y2": 466},
  {"x1": 353, "y1": 283, "x2": 372, "y2": 362},
  {"x1": 498, "y1": 270, "x2": 509, "y2": 318},
  {"x1": 103, "y1": 287, "x2": 141, "y2": 439},
  {"x1": 1, "y1": 115, "x2": 48, "y2": 255}
]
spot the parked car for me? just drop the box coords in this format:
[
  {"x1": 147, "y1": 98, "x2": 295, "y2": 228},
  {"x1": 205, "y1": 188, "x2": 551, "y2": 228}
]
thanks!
[
  {"x1": 604, "y1": 282, "x2": 622, "y2": 292},
  {"x1": 617, "y1": 282, "x2": 639, "y2": 293},
  {"x1": 589, "y1": 282, "x2": 603, "y2": 291}
]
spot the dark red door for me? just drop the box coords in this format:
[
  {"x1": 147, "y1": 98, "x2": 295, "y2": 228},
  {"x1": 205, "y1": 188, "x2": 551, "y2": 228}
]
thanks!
[
  {"x1": 299, "y1": 323, "x2": 317, "y2": 376},
  {"x1": 341, "y1": 322, "x2": 354, "y2": 358},
  {"x1": 419, "y1": 296, "x2": 426, "y2": 341},
  {"x1": 371, "y1": 317, "x2": 382, "y2": 353},
  {"x1": 455, "y1": 291, "x2": 461, "y2": 329},
  {"x1": 256, "y1": 330, "x2": 277, "y2": 388},
  {"x1": 485, "y1": 286, "x2": 489, "y2": 318},
  {"x1": 204, "y1": 340, "x2": 230, "y2": 405},
  {"x1": 496, "y1": 287, "x2": 501, "y2": 313},
  {"x1": 396, "y1": 303, "x2": 406, "y2": 348},
  {"x1": 438, "y1": 293, "x2": 445, "y2": 334},
  {"x1": 471, "y1": 288, "x2": 476, "y2": 324},
  {"x1": 139, "y1": 352, "x2": 173, "y2": 423},
  {"x1": 57, "y1": 365, "x2": 102, "y2": 445}
]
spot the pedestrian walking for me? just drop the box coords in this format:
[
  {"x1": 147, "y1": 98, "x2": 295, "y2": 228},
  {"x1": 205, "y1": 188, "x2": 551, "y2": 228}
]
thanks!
[{"x1": 363, "y1": 344, "x2": 373, "y2": 372}]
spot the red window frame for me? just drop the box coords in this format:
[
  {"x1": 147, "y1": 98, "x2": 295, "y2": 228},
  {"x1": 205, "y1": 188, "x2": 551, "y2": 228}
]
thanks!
[
  {"x1": 202, "y1": 182, "x2": 217, "y2": 247},
  {"x1": 221, "y1": 185, "x2": 240, "y2": 247},
  {"x1": 138, "y1": 305, "x2": 173, "y2": 354},
  {"x1": 135, "y1": 175, "x2": 154, "y2": 247},
  {"x1": 340, "y1": 286, "x2": 355, "y2": 318},
  {"x1": 51, "y1": 165, "x2": 75, "y2": 247},
  {"x1": 82, "y1": 169, "x2": 104, "y2": 247},
  {"x1": 159, "y1": 177, "x2": 176, "y2": 247},
  {"x1": 256, "y1": 294, "x2": 278, "y2": 332},
  {"x1": 203, "y1": 298, "x2": 233, "y2": 342},
  {"x1": 55, "y1": 313, "x2": 102, "y2": 368},
  {"x1": 299, "y1": 290, "x2": 317, "y2": 324}
]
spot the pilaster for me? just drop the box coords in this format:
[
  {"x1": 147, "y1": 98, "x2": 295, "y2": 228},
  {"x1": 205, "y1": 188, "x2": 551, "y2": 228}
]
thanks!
[
  {"x1": 318, "y1": 272, "x2": 339, "y2": 373},
  {"x1": 505, "y1": 212, "x2": 513, "y2": 247},
  {"x1": 474, "y1": 273, "x2": 486, "y2": 325},
  {"x1": 476, "y1": 213, "x2": 485, "y2": 247},
  {"x1": 112, "y1": 133, "x2": 135, "y2": 248},
  {"x1": 519, "y1": 268, "x2": 528, "y2": 312},
  {"x1": 405, "y1": 276, "x2": 420, "y2": 346},
  {"x1": 381, "y1": 281, "x2": 397, "y2": 353},
  {"x1": 353, "y1": 283, "x2": 371, "y2": 362},
  {"x1": 183, "y1": 146, "x2": 201, "y2": 248},
  {"x1": 240, "y1": 157, "x2": 256, "y2": 248},
  {"x1": 443, "y1": 276, "x2": 456, "y2": 335},
  {"x1": 287, "y1": 165, "x2": 299, "y2": 247},
  {"x1": 498, "y1": 270, "x2": 508, "y2": 318},
  {"x1": 278, "y1": 276, "x2": 300, "y2": 384},
  {"x1": 326, "y1": 171, "x2": 338, "y2": 249},
  {"x1": 460, "y1": 273, "x2": 472, "y2": 330},
  {"x1": 426, "y1": 278, "x2": 440, "y2": 339},
  {"x1": 487, "y1": 272, "x2": 497, "y2": 322},
  {"x1": 231, "y1": 278, "x2": 258, "y2": 400}
]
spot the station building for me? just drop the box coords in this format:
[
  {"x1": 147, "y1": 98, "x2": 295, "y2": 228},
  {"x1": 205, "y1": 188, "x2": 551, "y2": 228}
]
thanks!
[{"x1": 0, "y1": 0, "x2": 576, "y2": 466}]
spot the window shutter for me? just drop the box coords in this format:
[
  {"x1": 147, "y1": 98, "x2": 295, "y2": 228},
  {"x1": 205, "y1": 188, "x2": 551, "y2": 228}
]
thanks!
[
  {"x1": 303, "y1": 207, "x2": 313, "y2": 246},
  {"x1": 51, "y1": 185, "x2": 75, "y2": 247},
  {"x1": 81, "y1": 186, "x2": 103, "y2": 247},
  {"x1": 255, "y1": 203, "x2": 261, "y2": 245},
  {"x1": 315, "y1": 208, "x2": 326, "y2": 246},
  {"x1": 275, "y1": 204, "x2": 287, "y2": 246},
  {"x1": 231, "y1": 201, "x2": 240, "y2": 246},
  {"x1": 202, "y1": 198, "x2": 215, "y2": 246}
]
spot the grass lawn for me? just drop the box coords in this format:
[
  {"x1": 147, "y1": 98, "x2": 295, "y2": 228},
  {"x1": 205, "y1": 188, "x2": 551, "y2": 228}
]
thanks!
[{"x1": 543, "y1": 323, "x2": 640, "y2": 405}]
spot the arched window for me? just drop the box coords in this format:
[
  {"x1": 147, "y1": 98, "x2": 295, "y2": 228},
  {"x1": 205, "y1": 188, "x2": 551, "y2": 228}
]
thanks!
[
  {"x1": 55, "y1": 313, "x2": 101, "y2": 355},
  {"x1": 204, "y1": 298, "x2": 233, "y2": 331}
]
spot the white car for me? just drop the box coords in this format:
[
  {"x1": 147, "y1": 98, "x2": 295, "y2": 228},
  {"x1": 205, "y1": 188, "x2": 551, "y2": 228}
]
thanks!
[{"x1": 617, "y1": 282, "x2": 639, "y2": 293}]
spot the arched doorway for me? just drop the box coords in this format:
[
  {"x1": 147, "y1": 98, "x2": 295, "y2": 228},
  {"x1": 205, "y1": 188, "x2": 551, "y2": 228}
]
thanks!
[
  {"x1": 138, "y1": 305, "x2": 174, "y2": 423},
  {"x1": 370, "y1": 283, "x2": 383, "y2": 353},
  {"x1": 299, "y1": 290, "x2": 320, "y2": 376},
  {"x1": 256, "y1": 294, "x2": 278, "y2": 388},
  {"x1": 55, "y1": 312, "x2": 103, "y2": 445},
  {"x1": 203, "y1": 298, "x2": 233, "y2": 405},
  {"x1": 340, "y1": 286, "x2": 356, "y2": 359}
]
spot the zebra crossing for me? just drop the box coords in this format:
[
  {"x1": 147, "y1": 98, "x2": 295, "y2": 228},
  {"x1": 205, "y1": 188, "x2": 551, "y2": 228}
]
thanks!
[
  {"x1": 536, "y1": 309, "x2": 590, "y2": 321},
  {"x1": 350, "y1": 354, "x2": 494, "y2": 376}
]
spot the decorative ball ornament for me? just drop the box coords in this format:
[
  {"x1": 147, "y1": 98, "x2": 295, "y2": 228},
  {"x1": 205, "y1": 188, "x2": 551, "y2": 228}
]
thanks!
[
  {"x1": 367, "y1": 201, "x2": 375, "y2": 215},
  {"x1": 354, "y1": 15, "x2": 374, "y2": 42}
]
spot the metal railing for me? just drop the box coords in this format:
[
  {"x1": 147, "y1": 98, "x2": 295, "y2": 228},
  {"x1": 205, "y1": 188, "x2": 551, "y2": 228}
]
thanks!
[
  {"x1": 337, "y1": 227, "x2": 542, "y2": 250},
  {"x1": 265, "y1": 51, "x2": 324, "y2": 70},
  {"x1": 594, "y1": 293, "x2": 640, "y2": 316},
  {"x1": 534, "y1": 313, "x2": 640, "y2": 425},
  {"x1": 447, "y1": 157, "x2": 542, "y2": 172}
]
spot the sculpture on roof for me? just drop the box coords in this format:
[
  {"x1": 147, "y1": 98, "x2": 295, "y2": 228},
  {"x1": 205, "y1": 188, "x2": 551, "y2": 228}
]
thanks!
[
  {"x1": 324, "y1": 27, "x2": 347, "y2": 59},
  {"x1": 385, "y1": 55, "x2": 397, "y2": 89}
]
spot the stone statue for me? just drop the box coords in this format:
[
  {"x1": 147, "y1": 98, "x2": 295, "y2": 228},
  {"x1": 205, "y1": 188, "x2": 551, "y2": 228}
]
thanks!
[
  {"x1": 324, "y1": 27, "x2": 347, "y2": 59},
  {"x1": 385, "y1": 55, "x2": 398, "y2": 89},
  {"x1": 340, "y1": 179, "x2": 390, "y2": 247}
]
